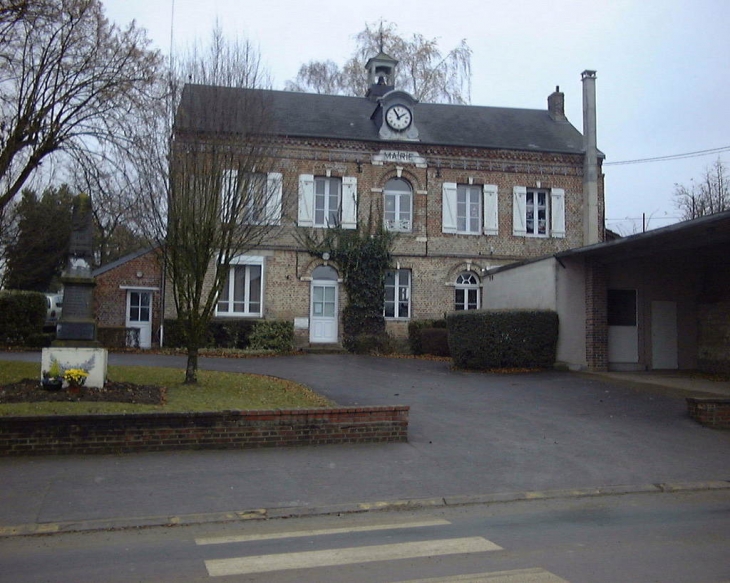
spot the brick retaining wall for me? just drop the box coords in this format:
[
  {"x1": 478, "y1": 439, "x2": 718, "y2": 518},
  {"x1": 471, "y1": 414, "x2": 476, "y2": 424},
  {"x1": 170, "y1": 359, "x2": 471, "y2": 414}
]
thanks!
[
  {"x1": 0, "y1": 406, "x2": 409, "y2": 456},
  {"x1": 686, "y1": 398, "x2": 730, "y2": 429}
]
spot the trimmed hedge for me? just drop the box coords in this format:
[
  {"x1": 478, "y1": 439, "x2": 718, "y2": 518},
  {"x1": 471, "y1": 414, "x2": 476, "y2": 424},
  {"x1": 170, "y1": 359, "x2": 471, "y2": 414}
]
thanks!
[
  {"x1": 98, "y1": 327, "x2": 140, "y2": 348},
  {"x1": 408, "y1": 319, "x2": 448, "y2": 355},
  {"x1": 446, "y1": 310, "x2": 559, "y2": 369},
  {"x1": 0, "y1": 290, "x2": 46, "y2": 345},
  {"x1": 163, "y1": 318, "x2": 292, "y2": 351},
  {"x1": 420, "y1": 328, "x2": 450, "y2": 357}
]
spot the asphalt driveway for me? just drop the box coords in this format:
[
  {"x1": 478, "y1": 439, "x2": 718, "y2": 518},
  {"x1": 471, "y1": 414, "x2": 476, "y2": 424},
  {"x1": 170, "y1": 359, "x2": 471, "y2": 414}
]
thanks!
[{"x1": 0, "y1": 352, "x2": 728, "y2": 531}]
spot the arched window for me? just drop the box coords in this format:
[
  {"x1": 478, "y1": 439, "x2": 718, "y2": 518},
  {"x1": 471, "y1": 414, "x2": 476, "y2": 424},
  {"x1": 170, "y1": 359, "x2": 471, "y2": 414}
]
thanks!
[
  {"x1": 383, "y1": 178, "x2": 412, "y2": 232},
  {"x1": 455, "y1": 272, "x2": 480, "y2": 311},
  {"x1": 312, "y1": 265, "x2": 338, "y2": 281}
]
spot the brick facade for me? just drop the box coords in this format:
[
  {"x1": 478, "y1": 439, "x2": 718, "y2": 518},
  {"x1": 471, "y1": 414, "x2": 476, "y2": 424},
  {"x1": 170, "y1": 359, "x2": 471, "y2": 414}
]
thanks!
[
  {"x1": 181, "y1": 138, "x2": 604, "y2": 342},
  {"x1": 94, "y1": 249, "x2": 164, "y2": 346},
  {"x1": 585, "y1": 258, "x2": 608, "y2": 371}
]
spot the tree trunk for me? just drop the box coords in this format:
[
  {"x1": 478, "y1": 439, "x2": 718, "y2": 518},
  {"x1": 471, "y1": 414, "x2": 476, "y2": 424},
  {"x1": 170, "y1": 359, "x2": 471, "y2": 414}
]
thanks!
[{"x1": 185, "y1": 348, "x2": 199, "y2": 384}]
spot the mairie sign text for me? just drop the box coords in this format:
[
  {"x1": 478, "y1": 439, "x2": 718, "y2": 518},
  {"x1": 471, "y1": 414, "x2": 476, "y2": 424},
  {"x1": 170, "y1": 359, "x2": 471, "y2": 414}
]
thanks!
[{"x1": 372, "y1": 150, "x2": 427, "y2": 167}]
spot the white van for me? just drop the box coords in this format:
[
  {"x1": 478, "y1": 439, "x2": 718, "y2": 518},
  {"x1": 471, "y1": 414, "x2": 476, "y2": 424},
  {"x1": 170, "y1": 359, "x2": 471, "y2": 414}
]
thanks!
[{"x1": 44, "y1": 293, "x2": 63, "y2": 328}]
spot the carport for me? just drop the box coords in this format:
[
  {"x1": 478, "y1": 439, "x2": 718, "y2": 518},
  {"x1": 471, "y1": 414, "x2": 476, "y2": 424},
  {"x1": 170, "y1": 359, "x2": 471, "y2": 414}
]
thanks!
[{"x1": 484, "y1": 210, "x2": 730, "y2": 372}]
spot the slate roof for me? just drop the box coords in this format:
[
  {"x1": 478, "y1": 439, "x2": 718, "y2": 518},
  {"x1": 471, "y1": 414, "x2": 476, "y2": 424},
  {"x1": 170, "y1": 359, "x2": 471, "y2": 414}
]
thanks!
[
  {"x1": 176, "y1": 84, "x2": 588, "y2": 155},
  {"x1": 92, "y1": 247, "x2": 157, "y2": 277}
]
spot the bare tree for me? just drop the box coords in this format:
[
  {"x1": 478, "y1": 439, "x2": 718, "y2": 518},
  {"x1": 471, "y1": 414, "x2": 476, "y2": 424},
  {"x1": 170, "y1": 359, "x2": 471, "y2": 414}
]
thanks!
[
  {"x1": 286, "y1": 21, "x2": 472, "y2": 104},
  {"x1": 0, "y1": 0, "x2": 162, "y2": 213},
  {"x1": 151, "y1": 26, "x2": 284, "y2": 383},
  {"x1": 674, "y1": 158, "x2": 729, "y2": 220},
  {"x1": 69, "y1": 153, "x2": 148, "y2": 266}
]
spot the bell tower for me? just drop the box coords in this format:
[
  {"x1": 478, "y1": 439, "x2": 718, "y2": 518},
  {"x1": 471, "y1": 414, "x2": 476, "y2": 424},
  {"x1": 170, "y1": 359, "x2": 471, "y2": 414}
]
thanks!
[{"x1": 365, "y1": 51, "x2": 397, "y2": 100}]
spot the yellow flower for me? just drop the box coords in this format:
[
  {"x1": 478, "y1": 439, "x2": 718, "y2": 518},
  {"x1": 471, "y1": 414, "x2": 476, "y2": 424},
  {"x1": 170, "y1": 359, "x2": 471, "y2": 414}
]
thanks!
[{"x1": 63, "y1": 368, "x2": 89, "y2": 386}]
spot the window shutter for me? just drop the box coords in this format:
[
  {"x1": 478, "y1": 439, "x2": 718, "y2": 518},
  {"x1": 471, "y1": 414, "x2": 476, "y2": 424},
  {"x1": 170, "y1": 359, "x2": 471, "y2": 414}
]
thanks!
[
  {"x1": 341, "y1": 176, "x2": 358, "y2": 229},
  {"x1": 483, "y1": 184, "x2": 499, "y2": 236},
  {"x1": 220, "y1": 169, "x2": 237, "y2": 223},
  {"x1": 550, "y1": 188, "x2": 565, "y2": 238},
  {"x1": 265, "y1": 173, "x2": 283, "y2": 225},
  {"x1": 442, "y1": 182, "x2": 458, "y2": 233},
  {"x1": 297, "y1": 174, "x2": 314, "y2": 227},
  {"x1": 512, "y1": 186, "x2": 527, "y2": 236}
]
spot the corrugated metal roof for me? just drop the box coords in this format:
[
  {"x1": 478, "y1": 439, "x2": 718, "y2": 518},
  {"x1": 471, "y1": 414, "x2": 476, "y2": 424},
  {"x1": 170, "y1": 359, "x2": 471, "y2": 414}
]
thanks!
[{"x1": 176, "y1": 84, "x2": 588, "y2": 155}]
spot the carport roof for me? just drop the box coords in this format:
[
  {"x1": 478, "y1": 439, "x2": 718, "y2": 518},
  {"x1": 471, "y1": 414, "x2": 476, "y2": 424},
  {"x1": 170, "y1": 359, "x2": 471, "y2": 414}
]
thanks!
[{"x1": 557, "y1": 210, "x2": 730, "y2": 264}]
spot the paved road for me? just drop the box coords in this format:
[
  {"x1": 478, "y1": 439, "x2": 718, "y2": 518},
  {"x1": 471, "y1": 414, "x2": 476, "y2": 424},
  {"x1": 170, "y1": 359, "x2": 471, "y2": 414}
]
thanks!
[
  {"x1": 1, "y1": 490, "x2": 728, "y2": 582},
  {"x1": 0, "y1": 352, "x2": 729, "y2": 533}
]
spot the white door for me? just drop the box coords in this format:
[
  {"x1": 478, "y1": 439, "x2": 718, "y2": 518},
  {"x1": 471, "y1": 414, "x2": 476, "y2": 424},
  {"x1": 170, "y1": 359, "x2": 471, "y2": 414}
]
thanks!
[
  {"x1": 651, "y1": 301, "x2": 678, "y2": 369},
  {"x1": 127, "y1": 290, "x2": 152, "y2": 349},
  {"x1": 310, "y1": 281, "x2": 338, "y2": 343}
]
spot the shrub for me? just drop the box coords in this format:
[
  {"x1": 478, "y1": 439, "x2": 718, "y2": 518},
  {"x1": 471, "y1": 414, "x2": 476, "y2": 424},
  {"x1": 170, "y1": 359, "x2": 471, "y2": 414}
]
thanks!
[
  {"x1": 25, "y1": 332, "x2": 54, "y2": 348},
  {"x1": 164, "y1": 318, "x2": 254, "y2": 349},
  {"x1": 420, "y1": 327, "x2": 450, "y2": 357},
  {"x1": 0, "y1": 290, "x2": 46, "y2": 345},
  {"x1": 446, "y1": 310, "x2": 558, "y2": 369},
  {"x1": 209, "y1": 320, "x2": 257, "y2": 349},
  {"x1": 343, "y1": 305, "x2": 385, "y2": 350},
  {"x1": 248, "y1": 320, "x2": 294, "y2": 352},
  {"x1": 162, "y1": 318, "x2": 186, "y2": 348},
  {"x1": 345, "y1": 333, "x2": 395, "y2": 355},
  {"x1": 408, "y1": 319, "x2": 447, "y2": 355}
]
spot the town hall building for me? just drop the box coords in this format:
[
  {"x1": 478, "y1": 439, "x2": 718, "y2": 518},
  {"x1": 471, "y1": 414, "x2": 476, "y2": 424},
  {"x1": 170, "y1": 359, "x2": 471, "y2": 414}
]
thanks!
[{"x1": 170, "y1": 52, "x2": 604, "y2": 346}]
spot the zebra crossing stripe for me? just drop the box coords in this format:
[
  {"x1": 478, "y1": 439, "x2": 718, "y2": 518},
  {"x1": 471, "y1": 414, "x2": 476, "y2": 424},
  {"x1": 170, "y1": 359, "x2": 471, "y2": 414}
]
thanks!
[
  {"x1": 394, "y1": 567, "x2": 570, "y2": 582},
  {"x1": 195, "y1": 519, "x2": 451, "y2": 545},
  {"x1": 205, "y1": 536, "x2": 502, "y2": 577}
]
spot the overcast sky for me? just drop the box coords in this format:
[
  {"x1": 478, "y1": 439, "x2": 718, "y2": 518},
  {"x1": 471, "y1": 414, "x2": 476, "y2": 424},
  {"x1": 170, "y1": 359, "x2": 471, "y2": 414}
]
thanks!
[{"x1": 103, "y1": 0, "x2": 730, "y2": 235}]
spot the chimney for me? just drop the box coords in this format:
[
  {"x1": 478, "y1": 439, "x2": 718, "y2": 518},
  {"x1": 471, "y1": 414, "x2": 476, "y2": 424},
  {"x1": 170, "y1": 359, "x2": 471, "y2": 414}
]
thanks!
[
  {"x1": 581, "y1": 70, "x2": 600, "y2": 245},
  {"x1": 548, "y1": 86, "x2": 566, "y2": 121}
]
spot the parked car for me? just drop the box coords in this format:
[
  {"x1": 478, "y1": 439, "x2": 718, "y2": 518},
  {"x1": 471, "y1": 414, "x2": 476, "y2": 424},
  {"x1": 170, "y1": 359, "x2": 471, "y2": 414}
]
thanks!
[{"x1": 44, "y1": 293, "x2": 63, "y2": 328}]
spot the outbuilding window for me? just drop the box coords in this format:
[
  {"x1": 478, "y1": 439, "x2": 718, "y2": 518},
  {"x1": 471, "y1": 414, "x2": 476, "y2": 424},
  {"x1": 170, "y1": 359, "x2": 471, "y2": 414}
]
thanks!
[{"x1": 455, "y1": 272, "x2": 480, "y2": 310}]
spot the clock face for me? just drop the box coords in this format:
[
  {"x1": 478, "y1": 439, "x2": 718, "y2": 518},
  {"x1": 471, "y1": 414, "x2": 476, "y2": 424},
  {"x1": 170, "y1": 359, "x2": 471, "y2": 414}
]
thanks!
[{"x1": 385, "y1": 105, "x2": 412, "y2": 131}]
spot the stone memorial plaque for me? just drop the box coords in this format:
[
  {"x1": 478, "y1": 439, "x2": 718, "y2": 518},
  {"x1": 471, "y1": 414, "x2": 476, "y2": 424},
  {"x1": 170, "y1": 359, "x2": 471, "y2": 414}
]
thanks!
[
  {"x1": 61, "y1": 287, "x2": 93, "y2": 318},
  {"x1": 56, "y1": 322, "x2": 96, "y2": 341}
]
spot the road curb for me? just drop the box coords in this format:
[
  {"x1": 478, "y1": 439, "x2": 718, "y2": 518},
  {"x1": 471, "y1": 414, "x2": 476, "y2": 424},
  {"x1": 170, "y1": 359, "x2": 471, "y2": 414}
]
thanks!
[{"x1": 1, "y1": 480, "x2": 728, "y2": 538}]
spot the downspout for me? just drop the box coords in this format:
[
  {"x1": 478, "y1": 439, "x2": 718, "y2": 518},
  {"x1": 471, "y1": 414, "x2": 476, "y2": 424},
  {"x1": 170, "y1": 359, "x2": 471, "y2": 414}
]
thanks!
[
  {"x1": 582, "y1": 70, "x2": 600, "y2": 245},
  {"x1": 159, "y1": 247, "x2": 166, "y2": 348}
]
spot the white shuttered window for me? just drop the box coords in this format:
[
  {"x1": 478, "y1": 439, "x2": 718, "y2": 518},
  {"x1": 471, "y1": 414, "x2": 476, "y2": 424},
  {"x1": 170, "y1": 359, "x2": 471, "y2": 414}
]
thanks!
[
  {"x1": 298, "y1": 174, "x2": 357, "y2": 229},
  {"x1": 513, "y1": 186, "x2": 565, "y2": 238},
  {"x1": 442, "y1": 182, "x2": 499, "y2": 235}
]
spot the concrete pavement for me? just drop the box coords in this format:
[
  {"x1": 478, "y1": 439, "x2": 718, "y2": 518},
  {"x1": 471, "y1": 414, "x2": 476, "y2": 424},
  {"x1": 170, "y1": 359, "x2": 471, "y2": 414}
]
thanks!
[{"x1": 0, "y1": 352, "x2": 728, "y2": 536}]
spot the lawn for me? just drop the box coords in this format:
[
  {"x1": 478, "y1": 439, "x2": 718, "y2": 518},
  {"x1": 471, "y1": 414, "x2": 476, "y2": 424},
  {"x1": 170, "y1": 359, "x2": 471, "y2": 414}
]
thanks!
[{"x1": 0, "y1": 360, "x2": 335, "y2": 416}]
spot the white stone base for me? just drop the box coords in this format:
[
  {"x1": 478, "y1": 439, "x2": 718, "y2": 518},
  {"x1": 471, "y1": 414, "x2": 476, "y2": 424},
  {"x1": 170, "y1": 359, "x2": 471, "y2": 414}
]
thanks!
[{"x1": 41, "y1": 347, "x2": 108, "y2": 389}]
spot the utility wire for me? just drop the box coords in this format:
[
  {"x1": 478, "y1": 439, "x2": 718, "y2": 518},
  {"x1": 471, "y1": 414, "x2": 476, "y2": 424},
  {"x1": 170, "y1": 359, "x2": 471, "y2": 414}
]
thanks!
[{"x1": 604, "y1": 145, "x2": 730, "y2": 166}]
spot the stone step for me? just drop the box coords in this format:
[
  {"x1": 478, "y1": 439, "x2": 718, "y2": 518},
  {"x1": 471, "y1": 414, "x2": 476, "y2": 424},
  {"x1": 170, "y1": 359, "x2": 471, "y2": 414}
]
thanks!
[{"x1": 302, "y1": 343, "x2": 347, "y2": 354}]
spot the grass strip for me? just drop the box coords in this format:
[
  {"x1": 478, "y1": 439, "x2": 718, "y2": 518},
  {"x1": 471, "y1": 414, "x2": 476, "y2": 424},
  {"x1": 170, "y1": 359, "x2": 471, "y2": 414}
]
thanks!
[{"x1": 0, "y1": 361, "x2": 334, "y2": 416}]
